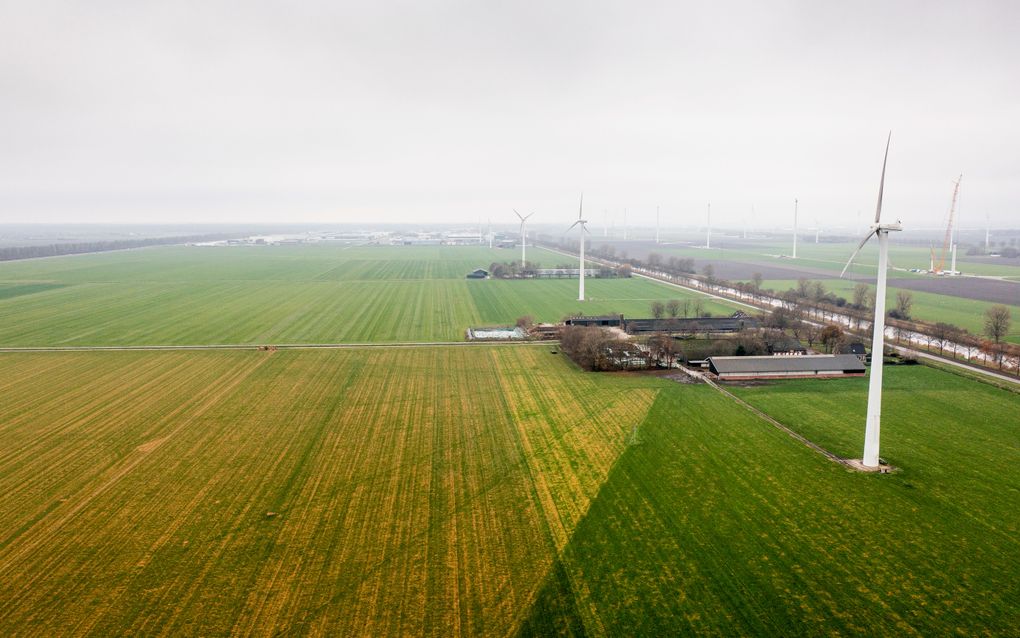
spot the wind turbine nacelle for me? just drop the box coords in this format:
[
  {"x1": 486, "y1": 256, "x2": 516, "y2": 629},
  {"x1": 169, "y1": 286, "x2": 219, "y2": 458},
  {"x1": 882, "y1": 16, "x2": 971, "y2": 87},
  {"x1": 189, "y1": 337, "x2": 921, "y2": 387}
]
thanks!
[{"x1": 873, "y1": 221, "x2": 903, "y2": 233}]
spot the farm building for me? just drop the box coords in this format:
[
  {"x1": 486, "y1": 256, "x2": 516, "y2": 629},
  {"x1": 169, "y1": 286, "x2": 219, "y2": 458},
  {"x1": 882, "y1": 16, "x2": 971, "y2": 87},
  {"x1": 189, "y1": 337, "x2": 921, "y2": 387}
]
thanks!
[
  {"x1": 847, "y1": 342, "x2": 869, "y2": 363},
  {"x1": 765, "y1": 336, "x2": 807, "y2": 355},
  {"x1": 564, "y1": 315, "x2": 624, "y2": 327},
  {"x1": 529, "y1": 324, "x2": 562, "y2": 340},
  {"x1": 623, "y1": 316, "x2": 759, "y2": 335},
  {"x1": 465, "y1": 268, "x2": 489, "y2": 279},
  {"x1": 706, "y1": 354, "x2": 866, "y2": 380}
]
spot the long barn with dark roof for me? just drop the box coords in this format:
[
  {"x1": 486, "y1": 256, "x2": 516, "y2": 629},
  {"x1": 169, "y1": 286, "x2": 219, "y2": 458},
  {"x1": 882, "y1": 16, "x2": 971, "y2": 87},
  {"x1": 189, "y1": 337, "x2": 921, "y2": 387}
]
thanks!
[{"x1": 706, "y1": 354, "x2": 866, "y2": 380}]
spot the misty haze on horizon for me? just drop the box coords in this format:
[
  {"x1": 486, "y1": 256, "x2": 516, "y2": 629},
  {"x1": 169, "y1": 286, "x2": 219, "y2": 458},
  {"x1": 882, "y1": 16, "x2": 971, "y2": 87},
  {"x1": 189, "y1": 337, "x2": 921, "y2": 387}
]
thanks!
[{"x1": 2, "y1": 1, "x2": 1018, "y2": 229}]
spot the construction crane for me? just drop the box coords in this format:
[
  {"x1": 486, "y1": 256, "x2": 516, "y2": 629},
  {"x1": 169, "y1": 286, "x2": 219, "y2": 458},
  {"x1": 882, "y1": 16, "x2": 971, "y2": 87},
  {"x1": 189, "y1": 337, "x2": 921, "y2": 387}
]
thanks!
[{"x1": 934, "y1": 174, "x2": 962, "y2": 274}]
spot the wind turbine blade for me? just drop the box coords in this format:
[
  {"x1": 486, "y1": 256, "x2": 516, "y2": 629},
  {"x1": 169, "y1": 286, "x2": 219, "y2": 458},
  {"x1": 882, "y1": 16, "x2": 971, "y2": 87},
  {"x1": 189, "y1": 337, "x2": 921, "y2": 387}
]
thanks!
[
  {"x1": 874, "y1": 131, "x2": 891, "y2": 224},
  {"x1": 582, "y1": 224, "x2": 591, "y2": 234},
  {"x1": 840, "y1": 229, "x2": 878, "y2": 278},
  {"x1": 566, "y1": 220, "x2": 582, "y2": 233},
  {"x1": 523, "y1": 212, "x2": 534, "y2": 221},
  {"x1": 514, "y1": 209, "x2": 524, "y2": 222},
  {"x1": 578, "y1": 193, "x2": 584, "y2": 220}
]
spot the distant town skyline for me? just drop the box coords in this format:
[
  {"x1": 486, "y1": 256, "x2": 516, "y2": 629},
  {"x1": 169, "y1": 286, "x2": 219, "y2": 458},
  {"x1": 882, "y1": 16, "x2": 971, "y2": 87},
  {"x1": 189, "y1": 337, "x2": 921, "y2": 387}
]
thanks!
[{"x1": 2, "y1": 1, "x2": 1018, "y2": 228}]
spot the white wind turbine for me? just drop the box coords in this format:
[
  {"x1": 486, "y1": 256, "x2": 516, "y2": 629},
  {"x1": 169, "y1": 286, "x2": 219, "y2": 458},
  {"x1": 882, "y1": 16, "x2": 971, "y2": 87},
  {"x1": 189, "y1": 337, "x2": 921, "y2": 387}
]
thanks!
[
  {"x1": 840, "y1": 132, "x2": 901, "y2": 469},
  {"x1": 792, "y1": 198, "x2": 799, "y2": 258},
  {"x1": 513, "y1": 209, "x2": 534, "y2": 265},
  {"x1": 567, "y1": 194, "x2": 589, "y2": 301}
]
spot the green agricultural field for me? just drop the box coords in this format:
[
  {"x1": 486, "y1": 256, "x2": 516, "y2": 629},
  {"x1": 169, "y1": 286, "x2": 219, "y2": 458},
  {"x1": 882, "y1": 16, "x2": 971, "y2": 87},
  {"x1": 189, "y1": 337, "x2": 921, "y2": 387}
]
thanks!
[
  {"x1": 1, "y1": 349, "x2": 1018, "y2": 635},
  {"x1": 758, "y1": 278, "x2": 1020, "y2": 343},
  {"x1": 0, "y1": 245, "x2": 735, "y2": 346},
  {"x1": 645, "y1": 238, "x2": 1020, "y2": 279},
  {"x1": 521, "y1": 365, "x2": 1020, "y2": 636}
]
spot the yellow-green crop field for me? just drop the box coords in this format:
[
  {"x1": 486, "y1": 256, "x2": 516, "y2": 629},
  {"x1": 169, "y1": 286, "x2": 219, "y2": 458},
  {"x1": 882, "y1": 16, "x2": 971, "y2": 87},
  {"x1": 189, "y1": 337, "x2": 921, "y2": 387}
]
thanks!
[{"x1": 0, "y1": 347, "x2": 658, "y2": 635}]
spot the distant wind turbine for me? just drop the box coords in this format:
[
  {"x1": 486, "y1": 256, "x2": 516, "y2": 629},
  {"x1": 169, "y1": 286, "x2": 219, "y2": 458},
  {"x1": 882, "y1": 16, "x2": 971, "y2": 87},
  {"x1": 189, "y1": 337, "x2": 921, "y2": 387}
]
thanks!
[
  {"x1": 706, "y1": 202, "x2": 712, "y2": 248},
  {"x1": 567, "y1": 195, "x2": 590, "y2": 301},
  {"x1": 656, "y1": 206, "x2": 661, "y2": 244},
  {"x1": 792, "y1": 198, "x2": 799, "y2": 258},
  {"x1": 840, "y1": 132, "x2": 901, "y2": 469},
  {"x1": 514, "y1": 209, "x2": 533, "y2": 265}
]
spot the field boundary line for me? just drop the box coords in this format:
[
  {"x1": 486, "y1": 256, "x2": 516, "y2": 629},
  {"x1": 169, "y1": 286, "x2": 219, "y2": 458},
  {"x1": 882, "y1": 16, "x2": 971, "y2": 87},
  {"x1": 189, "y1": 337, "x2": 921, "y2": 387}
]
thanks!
[
  {"x1": 699, "y1": 375, "x2": 856, "y2": 469},
  {"x1": 0, "y1": 341, "x2": 556, "y2": 353}
]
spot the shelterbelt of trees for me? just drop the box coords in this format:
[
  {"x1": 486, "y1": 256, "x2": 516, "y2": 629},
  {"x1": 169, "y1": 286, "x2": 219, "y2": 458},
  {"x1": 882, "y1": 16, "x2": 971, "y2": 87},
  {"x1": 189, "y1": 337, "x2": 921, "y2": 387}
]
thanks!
[{"x1": 0, "y1": 234, "x2": 237, "y2": 261}]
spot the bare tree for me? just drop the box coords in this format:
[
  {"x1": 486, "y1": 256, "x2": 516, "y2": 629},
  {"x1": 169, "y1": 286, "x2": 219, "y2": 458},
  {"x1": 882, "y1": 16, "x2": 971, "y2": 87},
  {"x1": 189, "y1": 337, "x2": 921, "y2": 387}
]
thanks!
[
  {"x1": 682, "y1": 299, "x2": 692, "y2": 318},
  {"x1": 931, "y1": 322, "x2": 959, "y2": 356},
  {"x1": 811, "y1": 281, "x2": 826, "y2": 302},
  {"x1": 803, "y1": 322, "x2": 820, "y2": 349},
  {"x1": 650, "y1": 301, "x2": 666, "y2": 319},
  {"x1": 692, "y1": 299, "x2": 705, "y2": 317},
  {"x1": 985, "y1": 305, "x2": 1011, "y2": 344},
  {"x1": 648, "y1": 334, "x2": 678, "y2": 368},
  {"x1": 796, "y1": 278, "x2": 812, "y2": 298},
  {"x1": 701, "y1": 263, "x2": 715, "y2": 284},
  {"x1": 852, "y1": 283, "x2": 870, "y2": 309},
  {"x1": 958, "y1": 332, "x2": 980, "y2": 362},
  {"x1": 894, "y1": 291, "x2": 913, "y2": 319},
  {"x1": 666, "y1": 299, "x2": 682, "y2": 318},
  {"x1": 751, "y1": 272, "x2": 763, "y2": 295}
]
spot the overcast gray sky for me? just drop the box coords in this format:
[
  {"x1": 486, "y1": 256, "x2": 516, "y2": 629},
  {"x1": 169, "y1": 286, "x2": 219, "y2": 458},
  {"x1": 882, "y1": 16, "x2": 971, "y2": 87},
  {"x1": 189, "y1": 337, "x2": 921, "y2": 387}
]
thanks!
[{"x1": 1, "y1": 0, "x2": 1018, "y2": 229}]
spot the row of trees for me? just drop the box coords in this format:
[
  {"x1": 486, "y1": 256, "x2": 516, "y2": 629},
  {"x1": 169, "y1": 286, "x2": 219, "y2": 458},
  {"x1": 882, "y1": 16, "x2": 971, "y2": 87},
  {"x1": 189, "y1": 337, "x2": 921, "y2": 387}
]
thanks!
[
  {"x1": 489, "y1": 260, "x2": 630, "y2": 279},
  {"x1": 487, "y1": 260, "x2": 540, "y2": 278},
  {"x1": 0, "y1": 234, "x2": 237, "y2": 261},
  {"x1": 649, "y1": 299, "x2": 706, "y2": 319}
]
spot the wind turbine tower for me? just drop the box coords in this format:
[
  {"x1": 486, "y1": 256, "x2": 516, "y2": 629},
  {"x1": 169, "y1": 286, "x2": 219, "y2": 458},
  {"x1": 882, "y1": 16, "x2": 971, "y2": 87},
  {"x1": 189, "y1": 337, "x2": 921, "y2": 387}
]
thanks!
[
  {"x1": 840, "y1": 132, "x2": 901, "y2": 469},
  {"x1": 514, "y1": 210, "x2": 533, "y2": 266},
  {"x1": 952, "y1": 177, "x2": 962, "y2": 273},
  {"x1": 656, "y1": 206, "x2": 661, "y2": 244},
  {"x1": 985, "y1": 213, "x2": 991, "y2": 251},
  {"x1": 567, "y1": 195, "x2": 590, "y2": 301},
  {"x1": 706, "y1": 203, "x2": 712, "y2": 249},
  {"x1": 792, "y1": 198, "x2": 799, "y2": 258}
]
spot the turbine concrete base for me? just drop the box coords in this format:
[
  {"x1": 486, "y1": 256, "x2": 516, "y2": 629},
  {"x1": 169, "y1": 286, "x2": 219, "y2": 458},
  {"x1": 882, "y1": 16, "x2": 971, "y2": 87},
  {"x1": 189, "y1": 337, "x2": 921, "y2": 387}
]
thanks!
[{"x1": 845, "y1": 458, "x2": 896, "y2": 474}]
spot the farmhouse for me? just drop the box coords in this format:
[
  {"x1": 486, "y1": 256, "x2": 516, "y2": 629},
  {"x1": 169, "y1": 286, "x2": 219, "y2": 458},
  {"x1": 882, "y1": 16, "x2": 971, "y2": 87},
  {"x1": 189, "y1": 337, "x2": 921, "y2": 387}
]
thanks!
[
  {"x1": 465, "y1": 268, "x2": 489, "y2": 279},
  {"x1": 706, "y1": 354, "x2": 866, "y2": 380},
  {"x1": 847, "y1": 342, "x2": 869, "y2": 363}
]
